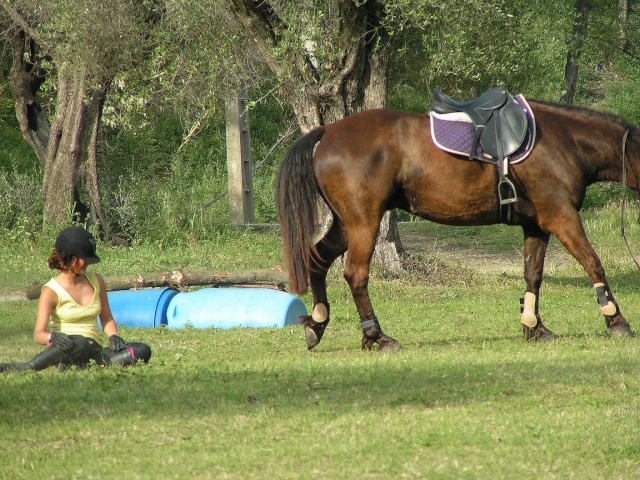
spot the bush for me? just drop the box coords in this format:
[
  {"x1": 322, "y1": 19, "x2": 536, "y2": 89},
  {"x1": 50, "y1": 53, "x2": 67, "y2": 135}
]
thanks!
[{"x1": 0, "y1": 164, "x2": 42, "y2": 234}]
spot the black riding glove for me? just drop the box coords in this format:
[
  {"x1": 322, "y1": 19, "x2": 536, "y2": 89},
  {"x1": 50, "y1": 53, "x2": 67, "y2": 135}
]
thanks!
[
  {"x1": 109, "y1": 335, "x2": 127, "y2": 352},
  {"x1": 49, "y1": 332, "x2": 74, "y2": 351}
]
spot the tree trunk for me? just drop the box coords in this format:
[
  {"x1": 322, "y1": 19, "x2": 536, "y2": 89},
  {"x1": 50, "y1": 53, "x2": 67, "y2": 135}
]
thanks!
[
  {"x1": 41, "y1": 65, "x2": 109, "y2": 229},
  {"x1": 230, "y1": 0, "x2": 403, "y2": 273},
  {"x1": 7, "y1": 29, "x2": 49, "y2": 166},
  {"x1": 7, "y1": 30, "x2": 111, "y2": 234},
  {"x1": 277, "y1": 0, "x2": 389, "y2": 131},
  {"x1": 560, "y1": 0, "x2": 590, "y2": 105},
  {"x1": 618, "y1": 0, "x2": 629, "y2": 49}
]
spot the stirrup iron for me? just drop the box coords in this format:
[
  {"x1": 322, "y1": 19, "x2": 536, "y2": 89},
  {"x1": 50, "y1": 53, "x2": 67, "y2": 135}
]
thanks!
[{"x1": 498, "y1": 177, "x2": 518, "y2": 205}]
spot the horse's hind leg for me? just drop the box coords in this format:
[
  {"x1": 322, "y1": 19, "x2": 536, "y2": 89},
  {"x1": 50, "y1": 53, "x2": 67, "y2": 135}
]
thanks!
[
  {"x1": 302, "y1": 220, "x2": 348, "y2": 350},
  {"x1": 343, "y1": 224, "x2": 402, "y2": 352},
  {"x1": 521, "y1": 225, "x2": 555, "y2": 342}
]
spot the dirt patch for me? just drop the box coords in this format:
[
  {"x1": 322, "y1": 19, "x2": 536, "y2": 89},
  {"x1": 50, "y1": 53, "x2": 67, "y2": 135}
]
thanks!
[
  {"x1": 399, "y1": 228, "x2": 523, "y2": 275},
  {"x1": 0, "y1": 292, "x2": 25, "y2": 302}
]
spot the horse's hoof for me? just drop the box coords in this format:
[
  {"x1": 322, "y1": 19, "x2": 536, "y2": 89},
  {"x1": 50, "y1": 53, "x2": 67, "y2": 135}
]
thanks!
[
  {"x1": 608, "y1": 319, "x2": 633, "y2": 338},
  {"x1": 379, "y1": 338, "x2": 403, "y2": 352},
  {"x1": 361, "y1": 333, "x2": 402, "y2": 352},
  {"x1": 301, "y1": 315, "x2": 328, "y2": 350},
  {"x1": 523, "y1": 324, "x2": 555, "y2": 343},
  {"x1": 305, "y1": 325, "x2": 320, "y2": 350}
]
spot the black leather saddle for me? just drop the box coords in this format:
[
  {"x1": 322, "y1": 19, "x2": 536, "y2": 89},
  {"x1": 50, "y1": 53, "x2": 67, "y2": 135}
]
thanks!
[
  {"x1": 431, "y1": 87, "x2": 531, "y2": 216},
  {"x1": 431, "y1": 86, "x2": 528, "y2": 160}
]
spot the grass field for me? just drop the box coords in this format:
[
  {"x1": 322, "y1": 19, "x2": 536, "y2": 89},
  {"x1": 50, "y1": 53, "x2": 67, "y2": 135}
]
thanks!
[{"x1": 1, "y1": 206, "x2": 640, "y2": 479}]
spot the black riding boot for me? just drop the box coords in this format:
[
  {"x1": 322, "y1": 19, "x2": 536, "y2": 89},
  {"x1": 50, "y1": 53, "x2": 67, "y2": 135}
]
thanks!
[{"x1": 0, "y1": 345, "x2": 68, "y2": 372}]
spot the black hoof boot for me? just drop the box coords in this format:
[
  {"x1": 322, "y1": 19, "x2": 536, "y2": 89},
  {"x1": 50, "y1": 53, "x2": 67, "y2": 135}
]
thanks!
[{"x1": 301, "y1": 315, "x2": 329, "y2": 350}]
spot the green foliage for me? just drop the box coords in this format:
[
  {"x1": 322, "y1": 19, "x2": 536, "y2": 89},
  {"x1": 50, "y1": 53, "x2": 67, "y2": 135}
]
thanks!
[
  {"x1": 0, "y1": 85, "x2": 43, "y2": 232},
  {"x1": 388, "y1": 83, "x2": 428, "y2": 113},
  {"x1": 582, "y1": 183, "x2": 626, "y2": 211},
  {"x1": 246, "y1": 96, "x2": 297, "y2": 224},
  {"x1": 0, "y1": 167, "x2": 42, "y2": 234},
  {"x1": 102, "y1": 156, "x2": 230, "y2": 244},
  {"x1": 592, "y1": 50, "x2": 640, "y2": 125},
  {"x1": 0, "y1": 83, "x2": 18, "y2": 130},
  {"x1": 386, "y1": 0, "x2": 573, "y2": 100},
  {"x1": 20, "y1": 0, "x2": 155, "y2": 81},
  {"x1": 3, "y1": 0, "x2": 640, "y2": 242},
  {"x1": 245, "y1": 1, "x2": 354, "y2": 83},
  {"x1": 138, "y1": 0, "x2": 265, "y2": 128},
  {"x1": 98, "y1": 94, "x2": 294, "y2": 243},
  {"x1": 0, "y1": 83, "x2": 39, "y2": 172}
]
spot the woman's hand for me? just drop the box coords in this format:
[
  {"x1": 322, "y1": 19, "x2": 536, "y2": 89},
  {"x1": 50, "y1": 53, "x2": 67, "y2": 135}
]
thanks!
[
  {"x1": 109, "y1": 334, "x2": 127, "y2": 352},
  {"x1": 50, "y1": 332, "x2": 74, "y2": 351}
]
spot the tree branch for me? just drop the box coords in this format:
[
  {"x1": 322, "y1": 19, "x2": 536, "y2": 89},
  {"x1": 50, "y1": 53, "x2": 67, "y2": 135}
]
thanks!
[
  {"x1": 0, "y1": 1, "x2": 42, "y2": 43},
  {"x1": 229, "y1": 0, "x2": 319, "y2": 82}
]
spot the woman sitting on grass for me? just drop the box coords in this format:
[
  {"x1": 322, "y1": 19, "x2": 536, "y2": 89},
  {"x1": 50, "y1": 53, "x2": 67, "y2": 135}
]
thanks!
[{"x1": 0, "y1": 226, "x2": 151, "y2": 373}]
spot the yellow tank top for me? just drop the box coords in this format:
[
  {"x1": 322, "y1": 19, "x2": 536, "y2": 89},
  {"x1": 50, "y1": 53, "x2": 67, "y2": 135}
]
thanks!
[{"x1": 43, "y1": 271, "x2": 102, "y2": 344}]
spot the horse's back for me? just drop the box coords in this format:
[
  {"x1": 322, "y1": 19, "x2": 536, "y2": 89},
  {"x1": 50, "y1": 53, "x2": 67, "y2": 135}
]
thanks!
[
  {"x1": 317, "y1": 109, "x2": 420, "y2": 148},
  {"x1": 313, "y1": 110, "x2": 432, "y2": 214},
  {"x1": 314, "y1": 109, "x2": 431, "y2": 178},
  {"x1": 310, "y1": 109, "x2": 501, "y2": 225}
]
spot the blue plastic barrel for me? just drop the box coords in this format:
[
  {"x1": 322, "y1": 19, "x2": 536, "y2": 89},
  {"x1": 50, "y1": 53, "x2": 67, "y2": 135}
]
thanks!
[
  {"x1": 107, "y1": 288, "x2": 179, "y2": 328},
  {"x1": 165, "y1": 288, "x2": 308, "y2": 329}
]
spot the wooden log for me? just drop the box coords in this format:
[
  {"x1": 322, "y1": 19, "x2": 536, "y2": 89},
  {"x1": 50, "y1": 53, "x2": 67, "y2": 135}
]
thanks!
[{"x1": 25, "y1": 269, "x2": 288, "y2": 300}]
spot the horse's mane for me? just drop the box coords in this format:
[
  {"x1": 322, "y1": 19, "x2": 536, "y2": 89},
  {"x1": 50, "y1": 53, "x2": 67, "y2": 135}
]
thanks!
[{"x1": 531, "y1": 99, "x2": 633, "y2": 131}]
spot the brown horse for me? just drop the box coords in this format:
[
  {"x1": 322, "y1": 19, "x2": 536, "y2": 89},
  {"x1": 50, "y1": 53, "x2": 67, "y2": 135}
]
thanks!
[{"x1": 276, "y1": 100, "x2": 638, "y2": 350}]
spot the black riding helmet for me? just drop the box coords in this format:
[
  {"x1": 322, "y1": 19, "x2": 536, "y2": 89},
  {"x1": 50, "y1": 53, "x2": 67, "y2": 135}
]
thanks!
[{"x1": 55, "y1": 226, "x2": 101, "y2": 266}]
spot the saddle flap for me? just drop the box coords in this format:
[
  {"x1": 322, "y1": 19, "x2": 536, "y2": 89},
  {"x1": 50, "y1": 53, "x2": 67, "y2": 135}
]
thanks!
[{"x1": 481, "y1": 100, "x2": 528, "y2": 158}]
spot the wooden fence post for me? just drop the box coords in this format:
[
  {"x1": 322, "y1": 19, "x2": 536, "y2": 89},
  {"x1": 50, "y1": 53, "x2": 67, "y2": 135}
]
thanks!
[{"x1": 225, "y1": 89, "x2": 254, "y2": 224}]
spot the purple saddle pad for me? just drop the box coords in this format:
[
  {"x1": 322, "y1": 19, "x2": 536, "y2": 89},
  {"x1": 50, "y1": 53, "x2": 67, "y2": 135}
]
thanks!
[{"x1": 430, "y1": 94, "x2": 536, "y2": 164}]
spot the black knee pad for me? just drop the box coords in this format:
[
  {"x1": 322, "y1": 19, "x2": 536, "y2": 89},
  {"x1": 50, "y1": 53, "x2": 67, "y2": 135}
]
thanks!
[
  {"x1": 106, "y1": 342, "x2": 152, "y2": 367},
  {"x1": 129, "y1": 342, "x2": 152, "y2": 363}
]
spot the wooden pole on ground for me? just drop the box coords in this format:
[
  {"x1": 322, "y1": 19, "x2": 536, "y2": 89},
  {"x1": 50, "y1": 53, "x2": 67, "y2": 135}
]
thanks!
[{"x1": 25, "y1": 268, "x2": 288, "y2": 300}]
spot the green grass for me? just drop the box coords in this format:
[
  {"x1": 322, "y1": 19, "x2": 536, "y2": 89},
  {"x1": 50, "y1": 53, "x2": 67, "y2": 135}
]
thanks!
[{"x1": 2, "y1": 207, "x2": 640, "y2": 479}]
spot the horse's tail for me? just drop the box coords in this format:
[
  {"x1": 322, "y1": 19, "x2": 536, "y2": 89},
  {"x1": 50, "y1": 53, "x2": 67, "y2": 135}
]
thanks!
[{"x1": 276, "y1": 127, "x2": 326, "y2": 295}]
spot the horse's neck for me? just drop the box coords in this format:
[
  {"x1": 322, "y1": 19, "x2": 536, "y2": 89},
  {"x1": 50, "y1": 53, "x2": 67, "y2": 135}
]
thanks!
[
  {"x1": 590, "y1": 129, "x2": 633, "y2": 186},
  {"x1": 567, "y1": 119, "x2": 626, "y2": 183}
]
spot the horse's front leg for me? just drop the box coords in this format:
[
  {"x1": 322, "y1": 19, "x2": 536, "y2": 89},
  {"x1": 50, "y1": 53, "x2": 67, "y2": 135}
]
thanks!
[
  {"x1": 521, "y1": 225, "x2": 555, "y2": 342},
  {"x1": 343, "y1": 232, "x2": 402, "y2": 352},
  {"x1": 594, "y1": 283, "x2": 632, "y2": 337},
  {"x1": 544, "y1": 210, "x2": 633, "y2": 337},
  {"x1": 302, "y1": 221, "x2": 348, "y2": 350}
]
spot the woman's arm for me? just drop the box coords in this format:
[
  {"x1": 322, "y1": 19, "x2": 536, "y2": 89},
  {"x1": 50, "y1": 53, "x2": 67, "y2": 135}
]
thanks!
[{"x1": 34, "y1": 286, "x2": 57, "y2": 345}]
